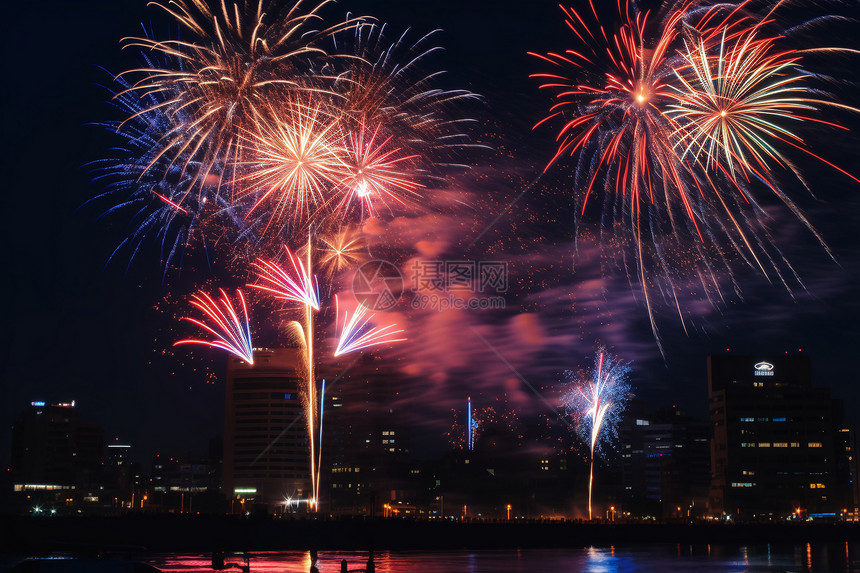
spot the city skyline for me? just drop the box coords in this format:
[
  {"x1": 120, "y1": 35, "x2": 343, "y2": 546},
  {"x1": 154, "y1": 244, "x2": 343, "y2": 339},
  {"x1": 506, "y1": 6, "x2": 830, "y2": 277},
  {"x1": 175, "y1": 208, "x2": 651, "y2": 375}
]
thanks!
[
  {"x1": 3, "y1": 0, "x2": 860, "y2": 473},
  {"x1": 8, "y1": 351, "x2": 855, "y2": 521}
]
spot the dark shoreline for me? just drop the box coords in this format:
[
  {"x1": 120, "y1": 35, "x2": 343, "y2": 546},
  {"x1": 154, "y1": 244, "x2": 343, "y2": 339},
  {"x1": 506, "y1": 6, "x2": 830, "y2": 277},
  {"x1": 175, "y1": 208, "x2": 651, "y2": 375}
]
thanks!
[{"x1": 3, "y1": 515, "x2": 859, "y2": 553}]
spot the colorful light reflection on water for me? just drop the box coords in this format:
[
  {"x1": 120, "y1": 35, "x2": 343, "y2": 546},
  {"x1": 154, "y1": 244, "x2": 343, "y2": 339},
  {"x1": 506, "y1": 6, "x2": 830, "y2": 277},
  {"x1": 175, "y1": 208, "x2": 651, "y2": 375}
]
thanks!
[{"x1": 145, "y1": 543, "x2": 860, "y2": 573}]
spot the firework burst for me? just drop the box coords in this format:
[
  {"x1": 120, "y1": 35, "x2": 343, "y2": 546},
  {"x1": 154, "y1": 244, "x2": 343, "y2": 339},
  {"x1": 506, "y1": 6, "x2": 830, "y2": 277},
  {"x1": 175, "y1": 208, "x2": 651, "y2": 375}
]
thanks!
[
  {"x1": 335, "y1": 122, "x2": 422, "y2": 217},
  {"x1": 563, "y1": 347, "x2": 631, "y2": 520},
  {"x1": 329, "y1": 21, "x2": 482, "y2": 167},
  {"x1": 319, "y1": 227, "x2": 367, "y2": 276},
  {"x1": 670, "y1": 26, "x2": 860, "y2": 187},
  {"x1": 333, "y1": 295, "x2": 405, "y2": 356},
  {"x1": 117, "y1": 0, "x2": 361, "y2": 200},
  {"x1": 529, "y1": 1, "x2": 708, "y2": 353},
  {"x1": 90, "y1": 66, "x2": 248, "y2": 271},
  {"x1": 250, "y1": 246, "x2": 321, "y2": 310},
  {"x1": 174, "y1": 288, "x2": 254, "y2": 364},
  {"x1": 529, "y1": 2, "x2": 689, "y2": 203},
  {"x1": 238, "y1": 101, "x2": 348, "y2": 234},
  {"x1": 93, "y1": 0, "x2": 480, "y2": 515},
  {"x1": 531, "y1": 1, "x2": 860, "y2": 353}
]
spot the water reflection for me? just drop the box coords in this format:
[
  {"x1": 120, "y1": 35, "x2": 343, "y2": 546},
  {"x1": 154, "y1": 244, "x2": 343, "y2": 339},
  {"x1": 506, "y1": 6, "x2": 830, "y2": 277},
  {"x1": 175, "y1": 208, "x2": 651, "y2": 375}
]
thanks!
[{"x1": 145, "y1": 543, "x2": 860, "y2": 573}]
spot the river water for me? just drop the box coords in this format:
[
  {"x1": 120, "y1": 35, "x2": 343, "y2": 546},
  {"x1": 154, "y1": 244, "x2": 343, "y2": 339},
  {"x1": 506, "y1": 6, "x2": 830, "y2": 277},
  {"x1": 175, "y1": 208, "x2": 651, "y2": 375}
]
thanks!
[{"x1": 144, "y1": 543, "x2": 860, "y2": 572}]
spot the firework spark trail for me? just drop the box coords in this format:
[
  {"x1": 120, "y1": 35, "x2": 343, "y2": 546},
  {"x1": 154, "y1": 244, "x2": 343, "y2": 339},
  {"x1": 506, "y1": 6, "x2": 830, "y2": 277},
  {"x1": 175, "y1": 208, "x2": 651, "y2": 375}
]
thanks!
[
  {"x1": 668, "y1": 26, "x2": 859, "y2": 254},
  {"x1": 174, "y1": 288, "x2": 254, "y2": 364},
  {"x1": 239, "y1": 101, "x2": 347, "y2": 233},
  {"x1": 528, "y1": 1, "x2": 711, "y2": 355},
  {"x1": 335, "y1": 122, "x2": 422, "y2": 217},
  {"x1": 333, "y1": 295, "x2": 406, "y2": 356},
  {"x1": 116, "y1": 0, "x2": 362, "y2": 202},
  {"x1": 318, "y1": 228, "x2": 366, "y2": 277},
  {"x1": 250, "y1": 246, "x2": 321, "y2": 310},
  {"x1": 330, "y1": 21, "x2": 483, "y2": 167},
  {"x1": 90, "y1": 66, "x2": 248, "y2": 272},
  {"x1": 563, "y1": 348, "x2": 631, "y2": 520},
  {"x1": 317, "y1": 378, "x2": 325, "y2": 505},
  {"x1": 303, "y1": 234, "x2": 318, "y2": 509},
  {"x1": 288, "y1": 319, "x2": 318, "y2": 508},
  {"x1": 253, "y1": 236, "x2": 321, "y2": 506},
  {"x1": 530, "y1": 1, "x2": 860, "y2": 352}
]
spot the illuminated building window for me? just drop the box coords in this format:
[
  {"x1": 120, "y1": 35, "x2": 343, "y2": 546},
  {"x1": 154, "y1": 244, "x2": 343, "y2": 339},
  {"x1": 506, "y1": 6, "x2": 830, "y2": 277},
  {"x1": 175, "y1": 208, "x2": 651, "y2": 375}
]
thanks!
[
  {"x1": 757, "y1": 443, "x2": 771, "y2": 448},
  {"x1": 741, "y1": 442, "x2": 755, "y2": 448},
  {"x1": 809, "y1": 483, "x2": 826, "y2": 489},
  {"x1": 731, "y1": 482, "x2": 755, "y2": 488},
  {"x1": 742, "y1": 470, "x2": 756, "y2": 476},
  {"x1": 740, "y1": 417, "x2": 755, "y2": 422},
  {"x1": 636, "y1": 419, "x2": 650, "y2": 426},
  {"x1": 773, "y1": 443, "x2": 788, "y2": 448},
  {"x1": 773, "y1": 417, "x2": 786, "y2": 422},
  {"x1": 808, "y1": 442, "x2": 823, "y2": 448},
  {"x1": 791, "y1": 442, "x2": 801, "y2": 447}
]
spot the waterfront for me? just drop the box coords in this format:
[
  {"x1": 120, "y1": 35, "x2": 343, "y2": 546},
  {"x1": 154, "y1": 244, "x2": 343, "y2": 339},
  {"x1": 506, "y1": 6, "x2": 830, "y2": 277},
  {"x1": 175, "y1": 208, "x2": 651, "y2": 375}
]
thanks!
[
  {"x1": 7, "y1": 516, "x2": 860, "y2": 552},
  {"x1": 140, "y1": 544, "x2": 860, "y2": 573}
]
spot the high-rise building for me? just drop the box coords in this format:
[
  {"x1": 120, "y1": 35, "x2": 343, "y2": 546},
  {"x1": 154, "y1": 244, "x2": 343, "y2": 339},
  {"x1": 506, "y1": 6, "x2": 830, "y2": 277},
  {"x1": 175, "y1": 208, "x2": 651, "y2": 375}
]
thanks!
[
  {"x1": 107, "y1": 441, "x2": 131, "y2": 466},
  {"x1": 619, "y1": 403, "x2": 711, "y2": 519},
  {"x1": 325, "y1": 358, "x2": 413, "y2": 515},
  {"x1": 223, "y1": 348, "x2": 309, "y2": 510},
  {"x1": 10, "y1": 400, "x2": 104, "y2": 507},
  {"x1": 708, "y1": 355, "x2": 838, "y2": 517},
  {"x1": 834, "y1": 426, "x2": 860, "y2": 518}
]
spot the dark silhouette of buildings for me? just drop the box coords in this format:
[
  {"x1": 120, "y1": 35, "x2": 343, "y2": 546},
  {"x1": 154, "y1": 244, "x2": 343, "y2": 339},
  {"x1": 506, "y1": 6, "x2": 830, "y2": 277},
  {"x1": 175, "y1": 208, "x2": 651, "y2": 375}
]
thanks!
[
  {"x1": 834, "y1": 425, "x2": 860, "y2": 517},
  {"x1": 324, "y1": 358, "x2": 417, "y2": 515},
  {"x1": 620, "y1": 403, "x2": 711, "y2": 519},
  {"x1": 10, "y1": 400, "x2": 104, "y2": 511}
]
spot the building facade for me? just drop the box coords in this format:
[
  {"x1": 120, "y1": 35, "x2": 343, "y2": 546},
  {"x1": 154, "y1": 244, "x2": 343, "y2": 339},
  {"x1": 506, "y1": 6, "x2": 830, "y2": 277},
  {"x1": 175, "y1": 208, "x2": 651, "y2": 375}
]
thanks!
[
  {"x1": 223, "y1": 348, "x2": 309, "y2": 511},
  {"x1": 325, "y1": 359, "x2": 414, "y2": 515},
  {"x1": 620, "y1": 404, "x2": 711, "y2": 519},
  {"x1": 708, "y1": 355, "x2": 839, "y2": 517}
]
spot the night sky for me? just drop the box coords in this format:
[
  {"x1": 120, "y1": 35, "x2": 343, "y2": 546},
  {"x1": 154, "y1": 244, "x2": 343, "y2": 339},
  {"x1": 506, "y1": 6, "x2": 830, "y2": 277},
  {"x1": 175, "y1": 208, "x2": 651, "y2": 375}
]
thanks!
[{"x1": 3, "y1": 0, "x2": 860, "y2": 467}]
